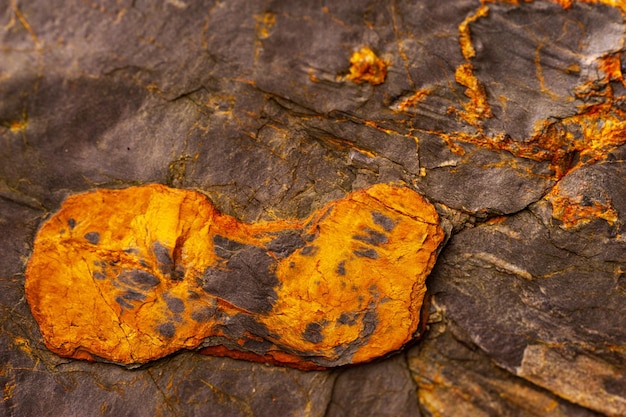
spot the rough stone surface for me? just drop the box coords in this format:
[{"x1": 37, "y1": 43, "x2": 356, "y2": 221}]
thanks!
[
  {"x1": 25, "y1": 183, "x2": 443, "y2": 368},
  {"x1": 2, "y1": 0, "x2": 626, "y2": 416}
]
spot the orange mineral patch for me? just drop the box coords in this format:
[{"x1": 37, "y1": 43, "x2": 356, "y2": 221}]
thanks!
[
  {"x1": 344, "y1": 47, "x2": 388, "y2": 85},
  {"x1": 25, "y1": 183, "x2": 444, "y2": 368},
  {"x1": 546, "y1": 182, "x2": 619, "y2": 229}
]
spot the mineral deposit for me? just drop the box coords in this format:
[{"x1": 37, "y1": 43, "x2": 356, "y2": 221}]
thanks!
[{"x1": 25, "y1": 184, "x2": 443, "y2": 368}]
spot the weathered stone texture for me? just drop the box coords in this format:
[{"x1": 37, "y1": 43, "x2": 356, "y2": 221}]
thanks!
[
  {"x1": 25, "y1": 183, "x2": 443, "y2": 368},
  {"x1": 2, "y1": 0, "x2": 626, "y2": 416}
]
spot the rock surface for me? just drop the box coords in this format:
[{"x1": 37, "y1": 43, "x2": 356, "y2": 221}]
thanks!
[
  {"x1": 25, "y1": 183, "x2": 443, "y2": 368},
  {"x1": 2, "y1": 0, "x2": 626, "y2": 416}
]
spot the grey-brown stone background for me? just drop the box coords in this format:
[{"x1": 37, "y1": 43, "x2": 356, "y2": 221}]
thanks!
[{"x1": 1, "y1": 1, "x2": 625, "y2": 416}]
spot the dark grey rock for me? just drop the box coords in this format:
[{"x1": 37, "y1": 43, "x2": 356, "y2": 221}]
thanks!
[{"x1": 2, "y1": 0, "x2": 625, "y2": 415}]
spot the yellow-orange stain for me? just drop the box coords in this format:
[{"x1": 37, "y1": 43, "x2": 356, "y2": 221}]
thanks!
[
  {"x1": 8, "y1": 120, "x2": 27, "y2": 132},
  {"x1": 598, "y1": 53, "x2": 624, "y2": 84},
  {"x1": 254, "y1": 12, "x2": 276, "y2": 39},
  {"x1": 550, "y1": 0, "x2": 626, "y2": 13},
  {"x1": 546, "y1": 183, "x2": 619, "y2": 229},
  {"x1": 453, "y1": 5, "x2": 493, "y2": 127},
  {"x1": 25, "y1": 183, "x2": 443, "y2": 368},
  {"x1": 534, "y1": 44, "x2": 561, "y2": 100},
  {"x1": 459, "y1": 5, "x2": 489, "y2": 60},
  {"x1": 3, "y1": 382, "x2": 16, "y2": 402},
  {"x1": 438, "y1": 99, "x2": 626, "y2": 178},
  {"x1": 12, "y1": 337, "x2": 35, "y2": 360},
  {"x1": 454, "y1": 62, "x2": 493, "y2": 126},
  {"x1": 392, "y1": 89, "x2": 432, "y2": 112},
  {"x1": 481, "y1": 0, "x2": 524, "y2": 4},
  {"x1": 485, "y1": 0, "x2": 626, "y2": 13},
  {"x1": 344, "y1": 47, "x2": 388, "y2": 85},
  {"x1": 9, "y1": 0, "x2": 39, "y2": 47},
  {"x1": 440, "y1": 5, "x2": 626, "y2": 178}
]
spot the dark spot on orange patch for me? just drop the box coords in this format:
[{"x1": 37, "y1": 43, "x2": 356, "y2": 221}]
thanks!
[
  {"x1": 336, "y1": 260, "x2": 346, "y2": 275},
  {"x1": 371, "y1": 212, "x2": 395, "y2": 231},
  {"x1": 164, "y1": 295, "x2": 185, "y2": 313},
  {"x1": 267, "y1": 231, "x2": 306, "y2": 259},
  {"x1": 300, "y1": 245, "x2": 318, "y2": 256},
  {"x1": 354, "y1": 228, "x2": 388, "y2": 246},
  {"x1": 157, "y1": 322, "x2": 176, "y2": 338},
  {"x1": 201, "y1": 245, "x2": 278, "y2": 313},
  {"x1": 115, "y1": 296, "x2": 134, "y2": 310},
  {"x1": 354, "y1": 248, "x2": 378, "y2": 259},
  {"x1": 303, "y1": 322, "x2": 324, "y2": 343},
  {"x1": 84, "y1": 232, "x2": 100, "y2": 245},
  {"x1": 118, "y1": 269, "x2": 160, "y2": 289},
  {"x1": 191, "y1": 305, "x2": 216, "y2": 322}
]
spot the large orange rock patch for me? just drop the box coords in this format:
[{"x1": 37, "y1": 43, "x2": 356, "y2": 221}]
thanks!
[{"x1": 25, "y1": 184, "x2": 443, "y2": 369}]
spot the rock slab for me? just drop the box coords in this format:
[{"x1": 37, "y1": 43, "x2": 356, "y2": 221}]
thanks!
[{"x1": 25, "y1": 183, "x2": 443, "y2": 369}]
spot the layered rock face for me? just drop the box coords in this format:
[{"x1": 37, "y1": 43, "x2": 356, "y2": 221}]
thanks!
[{"x1": 2, "y1": 0, "x2": 626, "y2": 416}]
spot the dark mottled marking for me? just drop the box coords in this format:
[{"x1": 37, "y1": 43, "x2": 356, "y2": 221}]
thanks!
[
  {"x1": 191, "y1": 305, "x2": 217, "y2": 322},
  {"x1": 329, "y1": 303, "x2": 378, "y2": 365},
  {"x1": 172, "y1": 265, "x2": 185, "y2": 281},
  {"x1": 164, "y1": 295, "x2": 185, "y2": 313},
  {"x1": 303, "y1": 233, "x2": 316, "y2": 242},
  {"x1": 361, "y1": 306, "x2": 378, "y2": 337},
  {"x1": 93, "y1": 272, "x2": 106, "y2": 280},
  {"x1": 353, "y1": 228, "x2": 388, "y2": 246},
  {"x1": 603, "y1": 375, "x2": 626, "y2": 397},
  {"x1": 122, "y1": 290, "x2": 146, "y2": 302},
  {"x1": 267, "y1": 230, "x2": 306, "y2": 259},
  {"x1": 334, "y1": 344, "x2": 348, "y2": 358},
  {"x1": 242, "y1": 338, "x2": 272, "y2": 355},
  {"x1": 201, "y1": 244, "x2": 278, "y2": 313},
  {"x1": 337, "y1": 312, "x2": 359, "y2": 326},
  {"x1": 300, "y1": 245, "x2": 318, "y2": 256},
  {"x1": 372, "y1": 211, "x2": 395, "y2": 231},
  {"x1": 124, "y1": 248, "x2": 139, "y2": 254},
  {"x1": 336, "y1": 260, "x2": 346, "y2": 276},
  {"x1": 153, "y1": 241, "x2": 172, "y2": 265},
  {"x1": 354, "y1": 248, "x2": 378, "y2": 259},
  {"x1": 217, "y1": 314, "x2": 271, "y2": 339},
  {"x1": 303, "y1": 322, "x2": 324, "y2": 344},
  {"x1": 213, "y1": 235, "x2": 246, "y2": 259},
  {"x1": 153, "y1": 242, "x2": 175, "y2": 277},
  {"x1": 157, "y1": 322, "x2": 176, "y2": 339},
  {"x1": 67, "y1": 218, "x2": 76, "y2": 229},
  {"x1": 92, "y1": 260, "x2": 107, "y2": 279},
  {"x1": 84, "y1": 232, "x2": 100, "y2": 245},
  {"x1": 118, "y1": 269, "x2": 160, "y2": 289},
  {"x1": 316, "y1": 206, "x2": 333, "y2": 223},
  {"x1": 115, "y1": 296, "x2": 134, "y2": 310}
]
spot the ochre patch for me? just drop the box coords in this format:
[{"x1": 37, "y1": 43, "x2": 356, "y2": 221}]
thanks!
[
  {"x1": 344, "y1": 47, "x2": 388, "y2": 85},
  {"x1": 25, "y1": 184, "x2": 444, "y2": 368}
]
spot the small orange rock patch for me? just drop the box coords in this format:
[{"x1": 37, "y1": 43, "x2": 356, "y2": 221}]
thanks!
[
  {"x1": 25, "y1": 184, "x2": 443, "y2": 368},
  {"x1": 345, "y1": 47, "x2": 388, "y2": 85}
]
